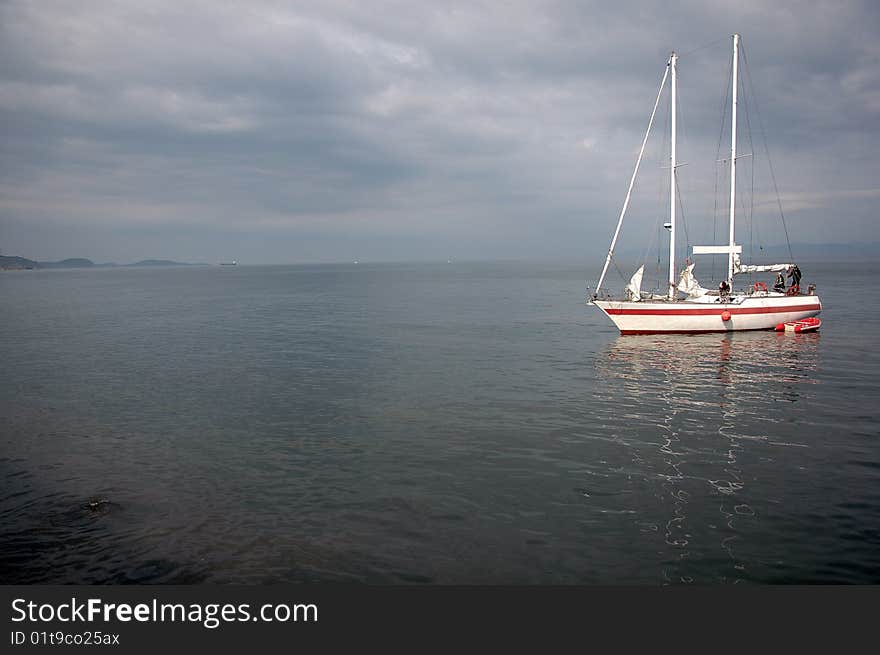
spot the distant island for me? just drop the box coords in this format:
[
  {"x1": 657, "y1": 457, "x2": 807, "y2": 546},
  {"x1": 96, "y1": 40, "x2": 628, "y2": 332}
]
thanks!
[
  {"x1": 124, "y1": 259, "x2": 205, "y2": 268},
  {"x1": 0, "y1": 255, "x2": 208, "y2": 270}
]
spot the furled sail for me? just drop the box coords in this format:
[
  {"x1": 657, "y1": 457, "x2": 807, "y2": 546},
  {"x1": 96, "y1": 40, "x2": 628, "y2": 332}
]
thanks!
[
  {"x1": 677, "y1": 262, "x2": 708, "y2": 298},
  {"x1": 624, "y1": 265, "x2": 645, "y2": 301},
  {"x1": 732, "y1": 253, "x2": 791, "y2": 275}
]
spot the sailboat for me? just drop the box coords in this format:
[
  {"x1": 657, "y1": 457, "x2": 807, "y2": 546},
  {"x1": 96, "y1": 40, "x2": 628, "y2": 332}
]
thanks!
[{"x1": 590, "y1": 34, "x2": 821, "y2": 334}]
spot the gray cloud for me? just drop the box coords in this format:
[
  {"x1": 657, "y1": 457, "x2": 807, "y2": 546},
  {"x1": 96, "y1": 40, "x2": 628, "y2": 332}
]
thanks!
[{"x1": 1, "y1": 0, "x2": 878, "y2": 264}]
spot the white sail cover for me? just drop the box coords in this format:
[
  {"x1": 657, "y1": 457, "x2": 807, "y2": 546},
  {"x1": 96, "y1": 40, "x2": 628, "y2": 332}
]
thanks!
[
  {"x1": 624, "y1": 265, "x2": 645, "y2": 301},
  {"x1": 732, "y1": 253, "x2": 791, "y2": 275},
  {"x1": 677, "y1": 262, "x2": 709, "y2": 298}
]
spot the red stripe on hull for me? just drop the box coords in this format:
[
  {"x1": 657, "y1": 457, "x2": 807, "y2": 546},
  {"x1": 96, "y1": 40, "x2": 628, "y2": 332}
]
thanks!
[
  {"x1": 620, "y1": 327, "x2": 790, "y2": 335},
  {"x1": 605, "y1": 303, "x2": 819, "y2": 316}
]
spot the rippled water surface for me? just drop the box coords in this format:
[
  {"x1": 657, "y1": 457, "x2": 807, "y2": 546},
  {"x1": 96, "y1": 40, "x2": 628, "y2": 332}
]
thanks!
[{"x1": 2, "y1": 261, "x2": 878, "y2": 583}]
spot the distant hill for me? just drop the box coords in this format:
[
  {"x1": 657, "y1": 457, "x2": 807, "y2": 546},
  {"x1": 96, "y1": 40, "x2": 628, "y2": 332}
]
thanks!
[
  {"x1": 0, "y1": 255, "x2": 38, "y2": 269},
  {"x1": 38, "y1": 257, "x2": 96, "y2": 268},
  {"x1": 125, "y1": 260, "x2": 197, "y2": 267},
  {"x1": 1, "y1": 255, "x2": 203, "y2": 269},
  {"x1": 1, "y1": 256, "x2": 101, "y2": 269}
]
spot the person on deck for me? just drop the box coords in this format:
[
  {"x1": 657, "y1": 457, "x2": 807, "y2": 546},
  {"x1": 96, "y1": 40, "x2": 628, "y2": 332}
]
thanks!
[
  {"x1": 718, "y1": 279, "x2": 731, "y2": 301},
  {"x1": 773, "y1": 271, "x2": 786, "y2": 293},
  {"x1": 787, "y1": 264, "x2": 802, "y2": 292}
]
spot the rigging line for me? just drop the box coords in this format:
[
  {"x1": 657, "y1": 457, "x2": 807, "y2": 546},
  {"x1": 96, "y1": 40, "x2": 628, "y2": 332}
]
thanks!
[
  {"x1": 642, "y1": 207, "x2": 661, "y2": 272},
  {"x1": 737, "y1": 183, "x2": 751, "y2": 264},
  {"x1": 750, "y1": 156, "x2": 756, "y2": 260},
  {"x1": 739, "y1": 61, "x2": 756, "y2": 261},
  {"x1": 752, "y1": 142, "x2": 762, "y2": 251},
  {"x1": 642, "y1": 87, "x2": 673, "y2": 292},
  {"x1": 674, "y1": 67, "x2": 691, "y2": 257},
  {"x1": 655, "y1": 72, "x2": 671, "y2": 275},
  {"x1": 644, "y1": 220, "x2": 662, "y2": 291},
  {"x1": 675, "y1": 175, "x2": 689, "y2": 253},
  {"x1": 648, "y1": 117, "x2": 671, "y2": 294},
  {"x1": 641, "y1": 65, "x2": 669, "y2": 286},
  {"x1": 712, "y1": 163, "x2": 720, "y2": 280},
  {"x1": 611, "y1": 258, "x2": 627, "y2": 284},
  {"x1": 716, "y1": 55, "x2": 732, "y2": 162},
  {"x1": 654, "y1": 226, "x2": 663, "y2": 276},
  {"x1": 595, "y1": 60, "x2": 670, "y2": 293},
  {"x1": 678, "y1": 35, "x2": 729, "y2": 60},
  {"x1": 741, "y1": 42, "x2": 794, "y2": 262}
]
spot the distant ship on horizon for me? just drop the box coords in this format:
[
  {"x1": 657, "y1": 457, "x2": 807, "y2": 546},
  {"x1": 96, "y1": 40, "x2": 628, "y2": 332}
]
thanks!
[{"x1": 219, "y1": 260, "x2": 237, "y2": 266}]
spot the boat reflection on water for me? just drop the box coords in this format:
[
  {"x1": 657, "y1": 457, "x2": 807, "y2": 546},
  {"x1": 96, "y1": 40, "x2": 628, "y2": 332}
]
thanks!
[
  {"x1": 591, "y1": 331, "x2": 821, "y2": 583},
  {"x1": 598, "y1": 330, "x2": 820, "y2": 395}
]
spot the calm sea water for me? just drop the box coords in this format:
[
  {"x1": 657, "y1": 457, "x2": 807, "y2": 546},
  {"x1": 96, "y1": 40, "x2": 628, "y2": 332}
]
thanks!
[{"x1": 1, "y1": 260, "x2": 878, "y2": 584}]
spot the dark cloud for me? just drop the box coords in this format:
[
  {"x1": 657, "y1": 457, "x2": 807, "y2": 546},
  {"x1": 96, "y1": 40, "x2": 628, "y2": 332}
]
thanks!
[{"x1": 1, "y1": 0, "x2": 878, "y2": 263}]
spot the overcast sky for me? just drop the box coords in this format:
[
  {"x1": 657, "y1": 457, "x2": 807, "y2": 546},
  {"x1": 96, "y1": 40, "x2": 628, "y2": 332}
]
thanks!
[{"x1": 1, "y1": 0, "x2": 878, "y2": 264}]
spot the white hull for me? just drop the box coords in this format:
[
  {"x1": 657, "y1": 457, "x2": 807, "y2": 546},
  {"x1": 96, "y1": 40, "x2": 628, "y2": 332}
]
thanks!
[{"x1": 593, "y1": 293, "x2": 821, "y2": 334}]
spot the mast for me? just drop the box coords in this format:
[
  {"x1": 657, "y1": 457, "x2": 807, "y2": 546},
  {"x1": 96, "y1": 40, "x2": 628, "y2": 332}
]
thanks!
[
  {"x1": 668, "y1": 51, "x2": 677, "y2": 299},
  {"x1": 727, "y1": 33, "x2": 739, "y2": 283},
  {"x1": 691, "y1": 35, "x2": 743, "y2": 276}
]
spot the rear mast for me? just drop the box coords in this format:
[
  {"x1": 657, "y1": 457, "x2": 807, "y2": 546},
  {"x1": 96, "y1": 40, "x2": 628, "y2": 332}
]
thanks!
[
  {"x1": 668, "y1": 51, "x2": 678, "y2": 299},
  {"x1": 727, "y1": 33, "x2": 740, "y2": 284}
]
